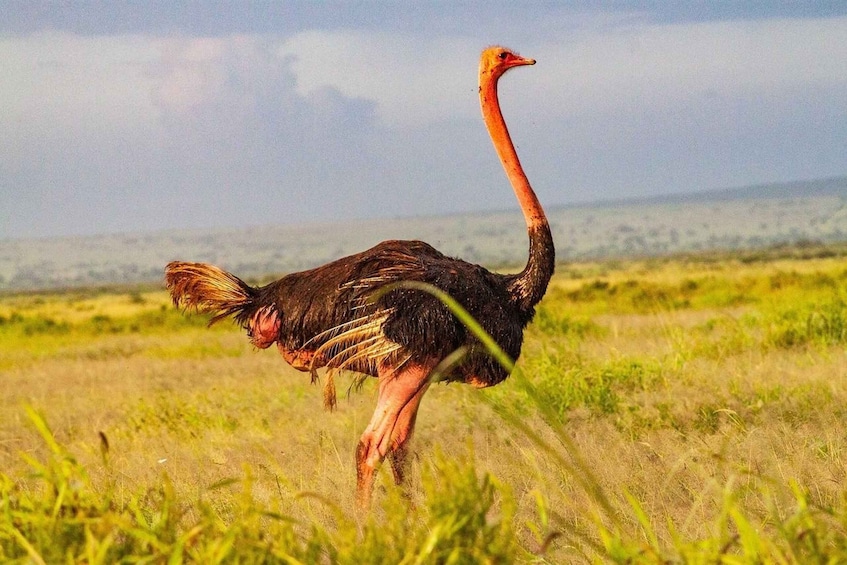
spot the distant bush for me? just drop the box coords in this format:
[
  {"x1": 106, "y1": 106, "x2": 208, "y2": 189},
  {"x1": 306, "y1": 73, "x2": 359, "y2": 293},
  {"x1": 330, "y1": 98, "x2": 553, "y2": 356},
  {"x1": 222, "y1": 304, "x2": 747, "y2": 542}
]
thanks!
[
  {"x1": 0, "y1": 313, "x2": 71, "y2": 336},
  {"x1": 89, "y1": 314, "x2": 124, "y2": 334},
  {"x1": 532, "y1": 300, "x2": 602, "y2": 339},
  {"x1": 561, "y1": 276, "x2": 759, "y2": 313},
  {"x1": 764, "y1": 294, "x2": 847, "y2": 348},
  {"x1": 514, "y1": 355, "x2": 666, "y2": 417}
]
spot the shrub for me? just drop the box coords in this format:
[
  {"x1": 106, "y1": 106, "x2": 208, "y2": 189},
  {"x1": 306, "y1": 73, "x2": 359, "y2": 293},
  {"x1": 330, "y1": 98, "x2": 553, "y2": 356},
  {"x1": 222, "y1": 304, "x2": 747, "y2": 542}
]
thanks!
[{"x1": 764, "y1": 294, "x2": 847, "y2": 348}]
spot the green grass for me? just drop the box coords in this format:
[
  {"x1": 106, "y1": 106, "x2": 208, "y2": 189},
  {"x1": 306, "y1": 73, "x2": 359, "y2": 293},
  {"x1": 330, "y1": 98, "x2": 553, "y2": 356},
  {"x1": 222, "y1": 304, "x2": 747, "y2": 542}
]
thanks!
[
  {"x1": 2, "y1": 248, "x2": 847, "y2": 562},
  {"x1": 2, "y1": 409, "x2": 521, "y2": 563}
]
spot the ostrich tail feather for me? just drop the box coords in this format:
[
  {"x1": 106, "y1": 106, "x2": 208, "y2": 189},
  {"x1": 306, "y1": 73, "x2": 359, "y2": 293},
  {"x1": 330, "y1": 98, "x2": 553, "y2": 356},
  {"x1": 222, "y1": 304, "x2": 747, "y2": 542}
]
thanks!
[{"x1": 164, "y1": 261, "x2": 256, "y2": 325}]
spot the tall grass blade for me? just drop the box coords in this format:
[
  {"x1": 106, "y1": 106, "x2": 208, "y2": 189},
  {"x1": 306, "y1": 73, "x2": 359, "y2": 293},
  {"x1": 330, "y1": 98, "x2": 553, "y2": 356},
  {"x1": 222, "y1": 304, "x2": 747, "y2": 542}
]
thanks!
[
  {"x1": 8, "y1": 526, "x2": 47, "y2": 565},
  {"x1": 387, "y1": 281, "x2": 620, "y2": 540}
]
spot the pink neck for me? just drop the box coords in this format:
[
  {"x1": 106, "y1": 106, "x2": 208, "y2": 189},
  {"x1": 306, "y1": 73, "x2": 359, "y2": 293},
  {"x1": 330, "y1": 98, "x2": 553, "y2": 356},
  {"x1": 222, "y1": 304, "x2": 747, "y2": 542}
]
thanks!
[
  {"x1": 479, "y1": 75, "x2": 549, "y2": 232},
  {"x1": 479, "y1": 68, "x2": 555, "y2": 311}
]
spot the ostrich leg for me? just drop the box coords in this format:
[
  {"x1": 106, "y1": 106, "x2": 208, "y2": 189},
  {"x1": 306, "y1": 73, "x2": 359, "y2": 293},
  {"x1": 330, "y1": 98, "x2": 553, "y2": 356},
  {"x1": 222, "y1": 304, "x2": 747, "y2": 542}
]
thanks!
[
  {"x1": 356, "y1": 362, "x2": 433, "y2": 508},
  {"x1": 387, "y1": 379, "x2": 430, "y2": 486}
]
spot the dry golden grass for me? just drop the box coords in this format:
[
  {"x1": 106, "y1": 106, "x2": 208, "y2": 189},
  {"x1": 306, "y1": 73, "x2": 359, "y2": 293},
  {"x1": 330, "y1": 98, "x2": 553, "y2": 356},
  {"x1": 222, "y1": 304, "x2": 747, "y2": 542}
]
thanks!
[{"x1": 1, "y1": 250, "x2": 846, "y2": 560}]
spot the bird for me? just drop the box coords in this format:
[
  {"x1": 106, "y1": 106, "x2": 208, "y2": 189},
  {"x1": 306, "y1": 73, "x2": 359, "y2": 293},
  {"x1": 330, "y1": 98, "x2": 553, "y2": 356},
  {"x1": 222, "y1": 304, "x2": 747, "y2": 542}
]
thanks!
[{"x1": 165, "y1": 46, "x2": 554, "y2": 508}]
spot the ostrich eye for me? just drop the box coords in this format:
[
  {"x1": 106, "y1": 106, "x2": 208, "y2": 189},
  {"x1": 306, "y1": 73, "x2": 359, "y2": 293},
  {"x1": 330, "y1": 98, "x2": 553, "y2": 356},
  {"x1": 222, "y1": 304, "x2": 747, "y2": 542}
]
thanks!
[{"x1": 498, "y1": 51, "x2": 509, "y2": 60}]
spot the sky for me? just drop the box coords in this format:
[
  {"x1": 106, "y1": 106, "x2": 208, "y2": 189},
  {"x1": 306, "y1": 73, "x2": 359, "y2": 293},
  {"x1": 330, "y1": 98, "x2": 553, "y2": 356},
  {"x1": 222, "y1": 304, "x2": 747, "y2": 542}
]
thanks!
[{"x1": 2, "y1": 2, "x2": 847, "y2": 240}]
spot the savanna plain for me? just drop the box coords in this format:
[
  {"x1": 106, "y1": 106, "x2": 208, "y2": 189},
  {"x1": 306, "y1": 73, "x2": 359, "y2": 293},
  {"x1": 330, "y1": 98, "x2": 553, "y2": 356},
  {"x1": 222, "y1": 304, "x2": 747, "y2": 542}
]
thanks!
[{"x1": 2, "y1": 244, "x2": 847, "y2": 563}]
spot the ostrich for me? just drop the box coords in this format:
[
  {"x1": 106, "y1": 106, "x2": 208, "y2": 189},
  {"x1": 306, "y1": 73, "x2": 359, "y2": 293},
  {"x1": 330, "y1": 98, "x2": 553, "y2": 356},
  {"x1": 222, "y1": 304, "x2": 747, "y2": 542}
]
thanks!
[{"x1": 165, "y1": 46, "x2": 554, "y2": 507}]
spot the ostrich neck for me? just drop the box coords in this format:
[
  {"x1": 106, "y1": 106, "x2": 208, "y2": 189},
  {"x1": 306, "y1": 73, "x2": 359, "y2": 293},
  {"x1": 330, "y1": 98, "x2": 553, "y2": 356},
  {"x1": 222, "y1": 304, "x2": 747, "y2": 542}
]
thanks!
[{"x1": 480, "y1": 74, "x2": 555, "y2": 312}]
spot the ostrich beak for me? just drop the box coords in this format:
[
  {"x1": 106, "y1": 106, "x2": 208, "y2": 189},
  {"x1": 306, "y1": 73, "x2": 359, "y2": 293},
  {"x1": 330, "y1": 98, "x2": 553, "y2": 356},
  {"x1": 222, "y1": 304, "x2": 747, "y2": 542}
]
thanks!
[{"x1": 512, "y1": 56, "x2": 536, "y2": 68}]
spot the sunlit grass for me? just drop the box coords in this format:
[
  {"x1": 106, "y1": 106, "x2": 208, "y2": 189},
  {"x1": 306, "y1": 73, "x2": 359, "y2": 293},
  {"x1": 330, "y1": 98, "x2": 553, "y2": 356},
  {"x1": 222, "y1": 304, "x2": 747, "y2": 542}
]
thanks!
[{"x1": 2, "y1": 247, "x2": 847, "y2": 561}]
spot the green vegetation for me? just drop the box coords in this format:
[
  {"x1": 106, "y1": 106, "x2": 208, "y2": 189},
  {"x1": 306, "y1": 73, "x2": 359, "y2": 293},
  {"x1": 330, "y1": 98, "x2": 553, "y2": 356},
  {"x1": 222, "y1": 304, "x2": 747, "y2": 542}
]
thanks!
[
  {"x1": 1, "y1": 409, "x2": 518, "y2": 563},
  {"x1": 2, "y1": 247, "x2": 847, "y2": 562}
]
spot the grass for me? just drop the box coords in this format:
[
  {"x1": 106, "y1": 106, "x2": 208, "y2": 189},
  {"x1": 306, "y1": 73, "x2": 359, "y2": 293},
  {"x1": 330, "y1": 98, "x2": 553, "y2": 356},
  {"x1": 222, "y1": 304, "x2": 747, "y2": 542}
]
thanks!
[{"x1": 2, "y1": 247, "x2": 847, "y2": 561}]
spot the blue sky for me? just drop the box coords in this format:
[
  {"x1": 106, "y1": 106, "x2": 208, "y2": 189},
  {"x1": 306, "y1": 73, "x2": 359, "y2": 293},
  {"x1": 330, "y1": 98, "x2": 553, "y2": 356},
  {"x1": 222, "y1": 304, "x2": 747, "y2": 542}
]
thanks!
[{"x1": 2, "y1": 2, "x2": 846, "y2": 239}]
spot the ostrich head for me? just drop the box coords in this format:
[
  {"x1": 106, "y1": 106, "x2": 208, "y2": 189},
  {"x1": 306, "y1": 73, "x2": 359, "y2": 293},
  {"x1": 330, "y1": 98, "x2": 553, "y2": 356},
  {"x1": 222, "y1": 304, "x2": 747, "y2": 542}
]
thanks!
[{"x1": 479, "y1": 46, "x2": 535, "y2": 82}]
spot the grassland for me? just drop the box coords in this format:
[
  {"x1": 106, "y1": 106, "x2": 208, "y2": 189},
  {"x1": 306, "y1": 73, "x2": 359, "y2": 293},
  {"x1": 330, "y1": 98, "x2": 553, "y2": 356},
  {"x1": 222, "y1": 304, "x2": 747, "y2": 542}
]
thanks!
[
  {"x1": 4, "y1": 178, "x2": 846, "y2": 291},
  {"x1": 1, "y1": 247, "x2": 847, "y2": 562}
]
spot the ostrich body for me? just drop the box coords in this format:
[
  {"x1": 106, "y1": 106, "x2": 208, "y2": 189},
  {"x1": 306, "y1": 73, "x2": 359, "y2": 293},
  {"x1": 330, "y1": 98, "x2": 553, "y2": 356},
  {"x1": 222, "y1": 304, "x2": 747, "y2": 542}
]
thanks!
[{"x1": 165, "y1": 47, "x2": 554, "y2": 507}]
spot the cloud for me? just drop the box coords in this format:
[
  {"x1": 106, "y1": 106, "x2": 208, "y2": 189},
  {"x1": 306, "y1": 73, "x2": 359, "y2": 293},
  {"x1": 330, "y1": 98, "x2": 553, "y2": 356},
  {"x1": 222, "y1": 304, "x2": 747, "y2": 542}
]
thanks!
[
  {"x1": 277, "y1": 16, "x2": 847, "y2": 126},
  {"x1": 543, "y1": 16, "x2": 847, "y2": 116},
  {"x1": 0, "y1": 32, "x2": 385, "y2": 237},
  {"x1": 278, "y1": 31, "x2": 480, "y2": 127},
  {"x1": 1, "y1": 13, "x2": 846, "y2": 239},
  {"x1": 0, "y1": 32, "x2": 160, "y2": 147}
]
